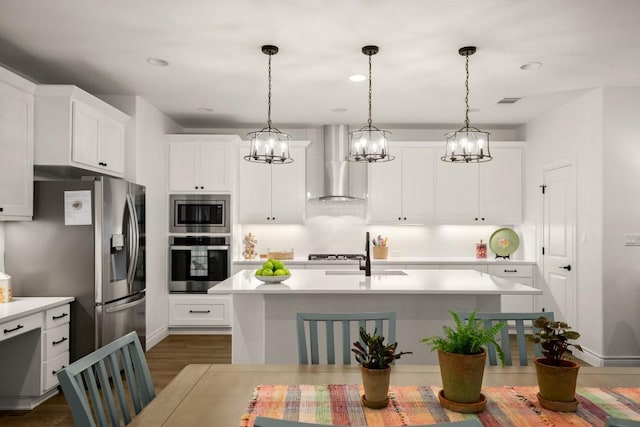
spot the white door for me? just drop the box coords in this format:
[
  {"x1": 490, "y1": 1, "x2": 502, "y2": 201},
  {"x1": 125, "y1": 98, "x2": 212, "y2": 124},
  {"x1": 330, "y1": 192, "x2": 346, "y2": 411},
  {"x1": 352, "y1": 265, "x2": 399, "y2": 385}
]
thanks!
[{"x1": 542, "y1": 163, "x2": 576, "y2": 326}]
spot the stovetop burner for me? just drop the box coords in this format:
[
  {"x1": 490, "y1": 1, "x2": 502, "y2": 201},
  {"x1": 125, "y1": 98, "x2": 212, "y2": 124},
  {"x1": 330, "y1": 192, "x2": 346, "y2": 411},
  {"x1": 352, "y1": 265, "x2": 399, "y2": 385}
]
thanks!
[{"x1": 308, "y1": 254, "x2": 366, "y2": 261}]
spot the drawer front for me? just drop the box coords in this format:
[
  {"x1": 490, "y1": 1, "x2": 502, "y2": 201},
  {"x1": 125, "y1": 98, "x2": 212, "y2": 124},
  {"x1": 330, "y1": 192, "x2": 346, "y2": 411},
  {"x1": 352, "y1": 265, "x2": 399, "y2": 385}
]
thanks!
[
  {"x1": 0, "y1": 312, "x2": 41, "y2": 343},
  {"x1": 44, "y1": 323, "x2": 70, "y2": 359},
  {"x1": 43, "y1": 351, "x2": 69, "y2": 391},
  {"x1": 169, "y1": 298, "x2": 231, "y2": 327},
  {"x1": 45, "y1": 304, "x2": 71, "y2": 329},
  {"x1": 488, "y1": 264, "x2": 533, "y2": 277},
  {"x1": 440, "y1": 264, "x2": 488, "y2": 273}
]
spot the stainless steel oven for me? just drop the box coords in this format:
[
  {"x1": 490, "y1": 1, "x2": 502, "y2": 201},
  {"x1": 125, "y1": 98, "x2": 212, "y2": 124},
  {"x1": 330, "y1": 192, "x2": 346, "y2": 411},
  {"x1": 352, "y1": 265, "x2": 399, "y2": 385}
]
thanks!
[
  {"x1": 169, "y1": 236, "x2": 230, "y2": 293},
  {"x1": 169, "y1": 194, "x2": 230, "y2": 234}
]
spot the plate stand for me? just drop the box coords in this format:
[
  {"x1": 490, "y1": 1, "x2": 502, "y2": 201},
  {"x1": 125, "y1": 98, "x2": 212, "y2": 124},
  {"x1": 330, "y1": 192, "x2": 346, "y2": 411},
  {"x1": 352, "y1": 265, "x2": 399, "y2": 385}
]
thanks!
[{"x1": 495, "y1": 255, "x2": 510, "y2": 260}]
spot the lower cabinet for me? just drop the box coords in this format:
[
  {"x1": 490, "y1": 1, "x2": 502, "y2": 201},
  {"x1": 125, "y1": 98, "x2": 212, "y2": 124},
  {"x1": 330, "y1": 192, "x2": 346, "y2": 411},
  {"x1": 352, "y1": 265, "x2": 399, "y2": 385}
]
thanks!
[{"x1": 169, "y1": 295, "x2": 232, "y2": 327}]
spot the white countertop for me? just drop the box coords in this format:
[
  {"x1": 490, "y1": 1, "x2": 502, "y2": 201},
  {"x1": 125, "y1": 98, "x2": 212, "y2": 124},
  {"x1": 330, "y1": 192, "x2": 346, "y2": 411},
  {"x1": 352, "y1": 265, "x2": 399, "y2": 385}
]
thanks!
[
  {"x1": 208, "y1": 268, "x2": 541, "y2": 295},
  {"x1": 232, "y1": 257, "x2": 535, "y2": 266},
  {"x1": 0, "y1": 297, "x2": 74, "y2": 323}
]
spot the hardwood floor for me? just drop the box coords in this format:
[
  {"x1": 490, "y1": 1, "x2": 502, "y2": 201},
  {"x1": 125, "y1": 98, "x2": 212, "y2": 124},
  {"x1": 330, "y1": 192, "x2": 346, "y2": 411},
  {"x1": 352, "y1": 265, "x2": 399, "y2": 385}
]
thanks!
[{"x1": 0, "y1": 335, "x2": 232, "y2": 426}]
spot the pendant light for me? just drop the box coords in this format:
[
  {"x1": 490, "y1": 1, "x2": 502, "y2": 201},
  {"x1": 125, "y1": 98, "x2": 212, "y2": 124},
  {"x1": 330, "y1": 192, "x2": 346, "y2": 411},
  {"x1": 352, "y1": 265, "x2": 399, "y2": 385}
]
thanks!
[
  {"x1": 347, "y1": 45, "x2": 394, "y2": 163},
  {"x1": 245, "y1": 45, "x2": 293, "y2": 164},
  {"x1": 442, "y1": 46, "x2": 492, "y2": 163}
]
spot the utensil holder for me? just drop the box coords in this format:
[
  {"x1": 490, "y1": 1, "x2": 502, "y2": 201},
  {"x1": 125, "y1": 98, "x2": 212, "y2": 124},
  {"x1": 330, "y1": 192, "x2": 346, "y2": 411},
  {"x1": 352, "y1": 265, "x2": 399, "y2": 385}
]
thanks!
[{"x1": 372, "y1": 246, "x2": 388, "y2": 259}]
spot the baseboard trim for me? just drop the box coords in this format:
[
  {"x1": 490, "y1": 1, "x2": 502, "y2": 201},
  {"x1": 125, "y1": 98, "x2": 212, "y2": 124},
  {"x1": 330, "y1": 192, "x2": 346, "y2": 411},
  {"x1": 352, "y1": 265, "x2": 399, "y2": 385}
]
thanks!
[
  {"x1": 146, "y1": 326, "x2": 169, "y2": 351},
  {"x1": 169, "y1": 327, "x2": 232, "y2": 335},
  {"x1": 574, "y1": 347, "x2": 640, "y2": 367}
]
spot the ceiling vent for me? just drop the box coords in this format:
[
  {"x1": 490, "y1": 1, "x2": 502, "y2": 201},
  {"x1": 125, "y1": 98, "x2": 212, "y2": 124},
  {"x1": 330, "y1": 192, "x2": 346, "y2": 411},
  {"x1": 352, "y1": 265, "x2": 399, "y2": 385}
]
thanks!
[{"x1": 497, "y1": 97, "x2": 521, "y2": 104}]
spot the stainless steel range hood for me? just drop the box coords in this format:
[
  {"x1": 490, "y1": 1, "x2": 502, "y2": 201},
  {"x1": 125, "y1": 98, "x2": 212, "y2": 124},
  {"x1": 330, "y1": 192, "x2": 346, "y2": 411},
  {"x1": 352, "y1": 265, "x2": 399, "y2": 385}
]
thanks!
[{"x1": 311, "y1": 124, "x2": 367, "y2": 202}]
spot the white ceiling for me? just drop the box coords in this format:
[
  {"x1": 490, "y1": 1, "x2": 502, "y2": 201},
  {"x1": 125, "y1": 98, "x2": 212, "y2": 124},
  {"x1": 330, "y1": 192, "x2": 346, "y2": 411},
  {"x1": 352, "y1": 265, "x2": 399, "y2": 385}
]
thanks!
[{"x1": 0, "y1": 0, "x2": 638, "y2": 129}]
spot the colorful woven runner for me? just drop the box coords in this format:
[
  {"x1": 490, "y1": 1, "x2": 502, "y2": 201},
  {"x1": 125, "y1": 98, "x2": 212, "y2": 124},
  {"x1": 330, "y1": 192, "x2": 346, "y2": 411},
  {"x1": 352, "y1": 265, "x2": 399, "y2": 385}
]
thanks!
[{"x1": 240, "y1": 385, "x2": 640, "y2": 426}]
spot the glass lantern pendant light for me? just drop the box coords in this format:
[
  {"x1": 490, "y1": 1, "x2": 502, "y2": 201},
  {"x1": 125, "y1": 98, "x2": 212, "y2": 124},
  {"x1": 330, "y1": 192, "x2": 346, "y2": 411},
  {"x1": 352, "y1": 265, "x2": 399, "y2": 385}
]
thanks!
[
  {"x1": 245, "y1": 45, "x2": 293, "y2": 164},
  {"x1": 442, "y1": 46, "x2": 492, "y2": 163},
  {"x1": 347, "y1": 45, "x2": 394, "y2": 163}
]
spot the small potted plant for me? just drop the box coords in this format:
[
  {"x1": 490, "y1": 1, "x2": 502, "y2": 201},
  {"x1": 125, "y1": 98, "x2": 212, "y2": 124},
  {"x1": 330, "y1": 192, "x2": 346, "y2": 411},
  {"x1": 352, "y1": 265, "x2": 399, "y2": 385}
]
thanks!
[
  {"x1": 421, "y1": 310, "x2": 506, "y2": 413},
  {"x1": 527, "y1": 316, "x2": 582, "y2": 411},
  {"x1": 352, "y1": 326, "x2": 412, "y2": 409}
]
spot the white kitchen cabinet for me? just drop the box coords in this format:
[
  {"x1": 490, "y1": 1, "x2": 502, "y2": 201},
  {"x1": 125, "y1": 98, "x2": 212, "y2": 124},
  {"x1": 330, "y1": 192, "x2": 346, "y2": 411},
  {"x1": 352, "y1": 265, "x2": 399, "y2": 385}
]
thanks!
[
  {"x1": 0, "y1": 67, "x2": 35, "y2": 220},
  {"x1": 238, "y1": 142, "x2": 309, "y2": 224},
  {"x1": 0, "y1": 298, "x2": 72, "y2": 410},
  {"x1": 168, "y1": 295, "x2": 232, "y2": 327},
  {"x1": 167, "y1": 134, "x2": 241, "y2": 193},
  {"x1": 368, "y1": 145, "x2": 435, "y2": 224},
  {"x1": 488, "y1": 264, "x2": 536, "y2": 313},
  {"x1": 434, "y1": 146, "x2": 523, "y2": 225},
  {"x1": 34, "y1": 85, "x2": 129, "y2": 177}
]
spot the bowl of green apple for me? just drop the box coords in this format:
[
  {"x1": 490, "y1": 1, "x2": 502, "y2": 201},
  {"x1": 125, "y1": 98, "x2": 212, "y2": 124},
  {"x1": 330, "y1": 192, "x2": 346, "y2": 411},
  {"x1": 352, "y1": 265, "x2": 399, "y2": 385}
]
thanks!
[{"x1": 255, "y1": 259, "x2": 291, "y2": 283}]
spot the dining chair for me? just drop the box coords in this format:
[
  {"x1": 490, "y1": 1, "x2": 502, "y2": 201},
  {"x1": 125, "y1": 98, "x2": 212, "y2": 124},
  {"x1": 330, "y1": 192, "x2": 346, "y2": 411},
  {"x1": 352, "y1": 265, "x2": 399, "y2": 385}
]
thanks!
[
  {"x1": 56, "y1": 331, "x2": 155, "y2": 427},
  {"x1": 605, "y1": 416, "x2": 640, "y2": 426},
  {"x1": 254, "y1": 417, "x2": 483, "y2": 427},
  {"x1": 296, "y1": 312, "x2": 396, "y2": 364},
  {"x1": 458, "y1": 311, "x2": 554, "y2": 366}
]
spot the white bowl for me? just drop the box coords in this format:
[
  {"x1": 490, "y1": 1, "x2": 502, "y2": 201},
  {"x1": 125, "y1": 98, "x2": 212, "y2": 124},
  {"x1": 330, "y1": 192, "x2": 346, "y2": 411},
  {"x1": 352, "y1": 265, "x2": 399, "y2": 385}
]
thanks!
[{"x1": 255, "y1": 274, "x2": 291, "y2": 283}]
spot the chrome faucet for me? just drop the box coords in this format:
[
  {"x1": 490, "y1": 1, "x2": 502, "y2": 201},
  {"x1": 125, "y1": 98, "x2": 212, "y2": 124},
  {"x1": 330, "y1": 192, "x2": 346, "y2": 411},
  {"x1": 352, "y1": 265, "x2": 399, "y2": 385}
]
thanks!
[{"x1": 359, "y1": 231, "x2": 371, "y2": 276}]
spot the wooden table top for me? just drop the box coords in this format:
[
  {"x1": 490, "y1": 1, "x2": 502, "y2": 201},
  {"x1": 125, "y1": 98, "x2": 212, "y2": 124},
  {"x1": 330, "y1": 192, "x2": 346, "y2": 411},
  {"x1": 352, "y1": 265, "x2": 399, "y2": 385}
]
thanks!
[{"x1": 130, "y1": 364, "x2": 640, "y2": 426}]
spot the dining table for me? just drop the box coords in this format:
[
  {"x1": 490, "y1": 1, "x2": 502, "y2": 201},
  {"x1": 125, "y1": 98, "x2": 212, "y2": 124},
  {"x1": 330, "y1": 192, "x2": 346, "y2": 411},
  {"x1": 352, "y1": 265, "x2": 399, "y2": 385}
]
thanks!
[{"x1": 129, "y1": 364, "x2": 640, "y2": 426}]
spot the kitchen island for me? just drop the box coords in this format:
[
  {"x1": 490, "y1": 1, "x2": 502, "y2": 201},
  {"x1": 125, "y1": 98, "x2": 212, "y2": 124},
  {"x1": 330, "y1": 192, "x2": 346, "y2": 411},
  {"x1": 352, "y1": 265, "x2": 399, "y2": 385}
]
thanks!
[{"x1": 208, "y1": 269, "x2": 541, "y2": 364}]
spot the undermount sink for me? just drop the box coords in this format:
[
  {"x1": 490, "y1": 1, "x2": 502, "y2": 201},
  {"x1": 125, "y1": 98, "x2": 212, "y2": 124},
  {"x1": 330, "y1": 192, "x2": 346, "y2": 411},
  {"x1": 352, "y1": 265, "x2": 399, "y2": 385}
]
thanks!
[{"x1": 325, "y1": 270, "x2": 408, "y2": 276}]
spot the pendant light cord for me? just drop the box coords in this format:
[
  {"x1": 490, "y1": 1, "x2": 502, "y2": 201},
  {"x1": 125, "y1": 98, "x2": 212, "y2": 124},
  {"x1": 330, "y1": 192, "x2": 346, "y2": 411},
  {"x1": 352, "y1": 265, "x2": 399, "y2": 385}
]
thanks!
[
  {"x1": 368, "y1": 52, "x2": 373, "y2": 128},
  {"x1": 464, "y1": 53, "x2": 470, "y2": 129},
  {"x1": 267, "y1": 51, "x2": 272, "y2": 129}
]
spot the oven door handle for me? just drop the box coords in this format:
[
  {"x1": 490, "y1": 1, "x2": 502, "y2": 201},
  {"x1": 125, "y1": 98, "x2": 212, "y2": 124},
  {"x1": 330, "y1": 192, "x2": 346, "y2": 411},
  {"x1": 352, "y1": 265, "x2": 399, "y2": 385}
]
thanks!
[{"x1": 170, "y1": 245, "x2": 230, "y2": 250}]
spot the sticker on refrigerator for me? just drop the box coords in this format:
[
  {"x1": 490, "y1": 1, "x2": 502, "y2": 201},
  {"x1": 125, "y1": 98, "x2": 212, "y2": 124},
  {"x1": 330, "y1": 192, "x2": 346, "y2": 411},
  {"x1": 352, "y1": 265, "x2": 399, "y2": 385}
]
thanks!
[{"x1": 64, "y1": 190, "x2": 92, "y2": 225}]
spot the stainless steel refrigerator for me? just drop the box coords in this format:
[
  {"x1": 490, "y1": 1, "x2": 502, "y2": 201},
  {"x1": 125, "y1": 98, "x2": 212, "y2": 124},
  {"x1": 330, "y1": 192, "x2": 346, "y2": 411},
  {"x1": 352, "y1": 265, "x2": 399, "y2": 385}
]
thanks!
[{"x1": 4, "y1": 176, "x2": 146, "y2": 361}]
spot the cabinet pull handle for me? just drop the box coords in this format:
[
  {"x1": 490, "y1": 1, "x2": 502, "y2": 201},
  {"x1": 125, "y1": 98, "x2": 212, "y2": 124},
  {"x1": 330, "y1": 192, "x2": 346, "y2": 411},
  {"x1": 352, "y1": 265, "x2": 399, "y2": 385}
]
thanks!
[
  {"x1": 53, "y1": 337, "x2": 68, "y2": 345},
  {"x1": 52, "y1": 366, "x2": 66, "y2": 375},
  {"x1": 98, "y1": 161, "x2": 107, "y2": 167},
  {"x1": 4, "y1": 324, "x2": 24, "y2": 334},
  {"x1": 504, "y1": 269, "x2": 518, "y2": 273},
  {"x1": 0, "y1": 207, "x2": 3, "y2": 212},
  {"x1": 189, "y1": 310, "x2": 211, "y2": 314},
  {"x1": 53, "y1": 313, "x2": 69, "y2": 320}
]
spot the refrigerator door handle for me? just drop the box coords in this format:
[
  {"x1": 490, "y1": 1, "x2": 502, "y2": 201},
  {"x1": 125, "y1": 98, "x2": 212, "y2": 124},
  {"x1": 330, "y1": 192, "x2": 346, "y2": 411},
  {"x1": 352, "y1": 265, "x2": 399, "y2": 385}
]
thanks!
[
  {"x1": 105, "y1": 295, "x2": 146, "y2": 314},
  {"x1": 125, "y1": 193, "x2": 140, "y2": 288}
]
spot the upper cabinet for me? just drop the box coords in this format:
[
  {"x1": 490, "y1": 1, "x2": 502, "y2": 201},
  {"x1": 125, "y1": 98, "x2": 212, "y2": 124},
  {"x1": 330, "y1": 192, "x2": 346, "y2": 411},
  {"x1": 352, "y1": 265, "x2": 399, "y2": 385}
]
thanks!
[
  {"x1": 368, "y1": 144, "x2": 435, "y2": 224},
  {"x1": 34, "y1": 85, "x2": 129, "y2": 177},
  {"x1": 434, "y1": 145, "x2": 523, "y2": 224},
  {"x1": 167, "y1": 134, "x2": 241, "y2": 193},
  {"x1": 237, "y1": 142, "x2": 309, "y2": 224},
  {"x1": 0, "y1": 67, "x2": 36, "y2": 220}
]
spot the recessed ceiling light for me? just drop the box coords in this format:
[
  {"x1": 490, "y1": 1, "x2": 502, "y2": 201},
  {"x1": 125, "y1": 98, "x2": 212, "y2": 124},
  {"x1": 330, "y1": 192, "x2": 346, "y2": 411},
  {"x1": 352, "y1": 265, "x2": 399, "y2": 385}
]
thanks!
[
  {"x1": 332, "y1": 107, "x2": 348, "y2": 113},
  {"x1": 520, "y1": 61, "x2": 542, "y2": 70},
  {"x1": 197, "y1": 107, "x2": 214, "y2": 113},
  {"x1": 147, "y1": 57, "x2": 169, "y2": 67},
  {"x1": 349, "y1": 74, "x2": 366, "y2": 82}
]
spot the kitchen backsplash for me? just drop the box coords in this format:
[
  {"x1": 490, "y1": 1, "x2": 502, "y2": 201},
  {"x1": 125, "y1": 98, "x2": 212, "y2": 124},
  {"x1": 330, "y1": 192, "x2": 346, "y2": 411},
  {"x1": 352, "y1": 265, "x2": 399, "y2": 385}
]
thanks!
[{"x1": 234, "y1": 207, "x2": 535, "y2": 260}]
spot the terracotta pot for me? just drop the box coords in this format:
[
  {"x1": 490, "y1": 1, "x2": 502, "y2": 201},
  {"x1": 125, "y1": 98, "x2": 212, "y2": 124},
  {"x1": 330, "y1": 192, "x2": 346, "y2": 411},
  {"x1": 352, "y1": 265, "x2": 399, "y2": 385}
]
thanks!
[
  {"x1": 360, "y1": 365, "x2": 391, "y2": 408},
  {"x1": 535, "y1": 357, "x2": 580, "y2": 406},
  {"x1": 437, "y1": 349, "x2": 486, "y2": 404}
]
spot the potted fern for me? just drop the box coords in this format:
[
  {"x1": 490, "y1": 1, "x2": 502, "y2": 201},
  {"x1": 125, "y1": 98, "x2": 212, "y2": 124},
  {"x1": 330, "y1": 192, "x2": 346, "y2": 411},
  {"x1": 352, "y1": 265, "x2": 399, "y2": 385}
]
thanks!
[
  {"x1": 421, "y1": 310, "x2": 506, "y2": 413},
  {"x1": 352, "y1": 326, "x2": 412, "y2": 409},
  {"x1": 527, "y1": 316, "x2": 582, "y2": 411}
]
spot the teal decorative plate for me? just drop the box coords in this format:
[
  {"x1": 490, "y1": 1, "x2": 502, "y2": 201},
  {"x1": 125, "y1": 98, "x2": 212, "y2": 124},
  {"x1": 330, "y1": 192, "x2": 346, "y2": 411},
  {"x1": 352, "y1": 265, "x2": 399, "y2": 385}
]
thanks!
[{"x1": 489, "y1": 228, "x2": 520, "y2": 257}]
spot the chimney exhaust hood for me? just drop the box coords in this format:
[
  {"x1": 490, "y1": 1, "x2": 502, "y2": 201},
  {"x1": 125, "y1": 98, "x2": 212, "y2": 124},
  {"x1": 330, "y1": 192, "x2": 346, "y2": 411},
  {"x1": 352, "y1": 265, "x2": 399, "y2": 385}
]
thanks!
[{"x1": 311, "y1": 124, "x2": 367, "y2": 202}]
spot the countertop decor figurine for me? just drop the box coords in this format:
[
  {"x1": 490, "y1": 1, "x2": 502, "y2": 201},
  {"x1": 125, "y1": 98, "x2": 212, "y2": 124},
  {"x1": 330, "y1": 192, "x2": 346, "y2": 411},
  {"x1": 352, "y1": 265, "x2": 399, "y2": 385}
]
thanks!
[{"x1": 243, "y1": 233, "x2": 258, "y2": 260}]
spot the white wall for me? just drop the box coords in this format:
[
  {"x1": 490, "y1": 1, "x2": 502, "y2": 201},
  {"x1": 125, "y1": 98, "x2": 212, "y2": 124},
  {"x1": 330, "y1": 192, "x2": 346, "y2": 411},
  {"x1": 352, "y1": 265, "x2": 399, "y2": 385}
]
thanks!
[
  {"x1": 523, "y1": 88, "x2": 606, "y2": 361},
  {"x1": 602, "y1": 87, "x2": 640, "y2": 361}
]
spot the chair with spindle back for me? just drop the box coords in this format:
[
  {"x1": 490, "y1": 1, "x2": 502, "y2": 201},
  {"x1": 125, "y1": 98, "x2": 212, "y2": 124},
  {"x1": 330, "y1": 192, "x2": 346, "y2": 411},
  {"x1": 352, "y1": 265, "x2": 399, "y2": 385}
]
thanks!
[
  {"x1": 56, "y1": 331, "x2": 155, "y2": 427},
  {"x1": 458, "y1": 311, "x2": 555, "y2": 366},
  {"x1": 296, "y1": 312, "x2": 396, "y2": 365}
]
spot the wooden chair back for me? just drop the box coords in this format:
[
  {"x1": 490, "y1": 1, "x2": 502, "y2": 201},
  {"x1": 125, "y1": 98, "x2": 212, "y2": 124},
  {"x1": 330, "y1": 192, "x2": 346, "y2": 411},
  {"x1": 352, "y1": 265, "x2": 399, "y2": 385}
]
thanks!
[
  {"x1": 459, "y1": 311, "x2": 555, "y2": 366},
  {"x1": 296, "y1": 312, "x2": 396, "y2": 364},
  {"x1": 56, "y1": 331, "x2": 155, "y2": 427}
]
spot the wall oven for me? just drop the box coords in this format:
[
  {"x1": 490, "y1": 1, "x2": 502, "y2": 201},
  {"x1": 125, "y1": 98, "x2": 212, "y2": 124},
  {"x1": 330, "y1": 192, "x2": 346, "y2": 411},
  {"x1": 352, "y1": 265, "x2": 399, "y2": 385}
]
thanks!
[
  {"x1": 169, "y1": 194, "x2": 230, "y2": 234},
  {"x1": 169, "y1": 236, "x2": 230, "y2": 293}
]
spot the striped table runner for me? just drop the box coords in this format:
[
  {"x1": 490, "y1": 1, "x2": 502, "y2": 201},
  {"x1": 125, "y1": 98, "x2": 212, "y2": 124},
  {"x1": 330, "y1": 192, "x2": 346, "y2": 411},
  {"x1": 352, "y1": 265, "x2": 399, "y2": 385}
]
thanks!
[{"x1": 240, "y1": 384, "x2": 640, "y2": 426}]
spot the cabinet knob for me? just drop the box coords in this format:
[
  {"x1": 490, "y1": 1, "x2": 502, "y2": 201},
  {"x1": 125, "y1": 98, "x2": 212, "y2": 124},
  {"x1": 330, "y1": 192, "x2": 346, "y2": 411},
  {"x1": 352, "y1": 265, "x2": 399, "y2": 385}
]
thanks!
[
  {"x1": 403, "y1": 217, "x2": 407, "y2": 220},
  {"x1": 195, "y1": 186, "x2": 198, "y2": 189},
  {"x1": 0, "y1": 207, "x2": 3, "y2": 212},
  {"x1": 481, "y1": 217, "x2": 485, "y2": 221},
  {"x1": 475, "y1": 217, "x2": 479, "y2": 221},
  {"x1": 398, "y1": 217, "x2": 402, "y2": 220},
  {"x1": 200, "y1": 186, "x2": 204, "y2": 189}
]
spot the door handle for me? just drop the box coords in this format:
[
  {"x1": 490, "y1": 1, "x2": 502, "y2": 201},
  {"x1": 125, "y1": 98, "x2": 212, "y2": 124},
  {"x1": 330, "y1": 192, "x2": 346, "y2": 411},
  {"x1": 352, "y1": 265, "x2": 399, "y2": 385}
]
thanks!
[{"x1": 560, "y1": 264, "x2": 572, "y2": 271}]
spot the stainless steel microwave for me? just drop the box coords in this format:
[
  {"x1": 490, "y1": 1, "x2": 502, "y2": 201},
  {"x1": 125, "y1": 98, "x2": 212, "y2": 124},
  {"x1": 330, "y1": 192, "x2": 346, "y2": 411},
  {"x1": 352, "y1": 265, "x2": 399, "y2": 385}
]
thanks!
[{"x1": 169, "y1": 194, "x2": 230, "y2": 233}]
